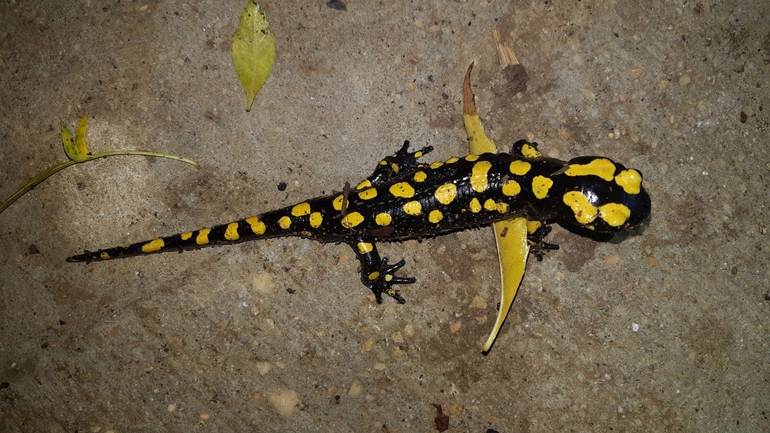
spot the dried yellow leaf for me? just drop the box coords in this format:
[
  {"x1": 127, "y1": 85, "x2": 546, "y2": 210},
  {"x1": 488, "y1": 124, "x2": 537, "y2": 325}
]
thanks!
[{"x1": 232, "y1": 1, "x2": 276, "y2": 111}]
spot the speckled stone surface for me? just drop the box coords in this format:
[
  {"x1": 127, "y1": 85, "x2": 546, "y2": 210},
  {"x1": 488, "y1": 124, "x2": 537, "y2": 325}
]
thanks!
[{"x1": 1, "y1": 1, "x2": 768, "y2": 432}]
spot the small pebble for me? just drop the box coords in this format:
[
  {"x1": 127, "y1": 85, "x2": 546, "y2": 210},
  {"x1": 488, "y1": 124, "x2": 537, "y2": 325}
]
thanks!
[
  {"x1": 253, "y1": 273, "x2": 275, "y2": 293},
  {"x1": 256, "y1": 361, "x2": 272, "y2": 375},
  {"x1": 404, "y1": 323, "x2": 415, "y2": 337},
  {"x1": 362, "y1": 338, "x2": 374, "y2": 352},
  {"x1": 348, "y1": 379, "x2": 363, "y2": 396},
  {"x1": 449, "y1": 321, "x2": 462, "y2": 333},
  {"x1": 268, "y1": 390, "x2": 302, "y2": 415},
  {"x1": 469, "y1": 295, "x2": 487, "y2": 309}
]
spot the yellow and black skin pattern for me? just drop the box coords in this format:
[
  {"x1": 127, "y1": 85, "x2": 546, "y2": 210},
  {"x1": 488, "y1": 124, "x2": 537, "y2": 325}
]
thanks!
[{"x1": 68, "y1": 140, "x2": 651, "y2": 303}]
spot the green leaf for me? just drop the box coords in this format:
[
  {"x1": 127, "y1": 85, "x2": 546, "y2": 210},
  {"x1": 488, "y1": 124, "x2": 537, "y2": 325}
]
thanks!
[
  {"x1": 482, "y1": 218, "x2": 530, "y2": 353},
  {"x1": 232, "y1": 0, "x2": 276, "y2": 111},
  {"x1": 75, "y1": 114, "x2": 91, "y2": 157},
  {"x1": 61, "y1": 120, "x2": 74, "y2": 159},
  {"x1": 463, "y1": 63, "x2": 530, "y2": 353},
  {"x1": 1, "y1": 115, "x2": 200, "y2": 216},
  {"x1": 61, "y1": 115, "x2": 91, "y2": 162}
]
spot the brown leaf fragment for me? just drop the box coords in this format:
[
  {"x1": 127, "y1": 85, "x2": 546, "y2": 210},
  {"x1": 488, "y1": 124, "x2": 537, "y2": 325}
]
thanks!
[
  {"x1": 432, "y1": 403, "x2": 449, "y2": 432},
  {"x1": 492, "y1": 29, "x2": 519, "y2": 67},
  {"x1": 490, "y1": 29, "x2": 528, "y2": 96},
  {"x1": 462, "y1": 63, "x2": 478, "y2": 117}
]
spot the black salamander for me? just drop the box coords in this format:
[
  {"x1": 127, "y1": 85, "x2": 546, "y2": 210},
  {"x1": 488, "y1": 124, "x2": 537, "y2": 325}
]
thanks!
[{"x1": 68, "y1": 140, "x2": 651, "y2": 303}]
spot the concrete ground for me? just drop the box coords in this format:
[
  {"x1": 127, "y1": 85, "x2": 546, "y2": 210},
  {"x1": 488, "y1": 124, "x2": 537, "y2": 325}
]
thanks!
[{"x1": 1, "y1": 0, "x2": 768, "y2": 432}]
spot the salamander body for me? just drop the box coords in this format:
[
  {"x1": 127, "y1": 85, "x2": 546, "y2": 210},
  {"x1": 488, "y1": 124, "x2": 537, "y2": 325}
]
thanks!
[{"x1": 68, "y1": 140, "x2": 651, "y2": 303}]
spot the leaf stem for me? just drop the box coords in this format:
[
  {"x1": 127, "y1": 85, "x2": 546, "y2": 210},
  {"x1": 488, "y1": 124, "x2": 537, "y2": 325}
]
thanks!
[
  {"x1": 87, "y1": 150, "x2": 201, "y2": 169},
  {"x1": 0, "y1": 150, "x2": 199, "y2": 215},
  {"x1": 0, "y1": 160, "x2": 79, "y2": 214}
]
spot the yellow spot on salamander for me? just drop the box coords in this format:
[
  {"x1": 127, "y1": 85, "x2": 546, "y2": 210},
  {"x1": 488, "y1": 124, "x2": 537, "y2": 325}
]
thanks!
[
  {"x1": 470, "y1": 161, "x2": 492, "y2": 193},
  {"x1": 434, "y1": 183, "x2": 457, "y2": 205},
  {"x1": 482, "y1": 200, "x2": 508, "y2": 214},
  {"x1": 100, "y1": 252, "x2": 110, "y2": 260},
  {"x1": 615, "y1": 169, "x2": 643, "y2": 194},
  {"x1": 245, "y1": 216, "x2": 266, "y2": 235},
  {"x1": 521, "y1": 143, "x2": 541, "y2": 158},
  {"x1": 403, "y1": 201, "x2": 422, "y2": 215},
  {"x1": 368, "y1": 271, "x2": 380, "y2": 281},
  {"x1": 309, "y1": 212, "x2": 323, "y2": 228},
  {"x1": 563, "y1": 191, "x2": 598, "y2": 225},
  {"x1": 532, "y1": 175, "x2": 553, "y2": 199},
  {"x1": 413, "y1": 171, "x2": 427, "y2": 182},
  {"x1": 385, "y1": 274, "x2": 393, "y2": 282},
  {"x1": 389, "y1": 182, "x2": 415, "y2": 198},
  {"x1": 428, "y1": 209, "x2": 443, "y2": 223},
  {"x1": 391, "y1": 163, "x2": 399, "y2": 173},
  {"x1": 355, "y1": 179, "x2": 371, "y2": 190},
  {"x1": 332, "y1": 195, "x2": 348, "y2": 212},
  {"x1": 379, "y1": 160, "x2": 388, "y2": 166},
  {"x1": 180, "y1": 231, "x2": 193, "y2": 240},
  {"x1": 292, "y1": 202, "x2": 311, "y2": 217},
  {"x1": 357, "y1": 241, "x2": 374, "y2": 254},
  {"x1": 341, "y1": 212, "x2": 365, "y2": 228},
  {"x1": 301, "y1": 230, "x2": 312, "y2": 237},
  {"x1": 278, "y1": 216, "x2": 292, "y2": 229},
  {"x1": 464, "y1": 154, "x2": 479, "y2": 162},
  {"x1": 509, "y1": 160, "x2": 531, "y2": 176},
  {"x1": 469, "y1": 197, "x2": 482, "y2": 213},
  {"x1": 197, "y1": 228, "x2": 211, "y2": 245},
  {"x1": 599, "y1": 203, "x2": 631, "y2": 227},
  {"x1": 526, "y1": 220, "x2": 542, "y2": 234},
  {"x1": 430, "y1": 161, "x2": 443, "y2": 169},
  {"x1": 375, "y1": 213, "x2": 392, "y2": 226},
  {"x1": 225, "y1": 222, "x2": 240, "y2": 241},
  {"x1": 414, "y1": 151, "x2": 423, "y2": 158},
  {"x1": 141, "y1": 238, "x2": 165, "y2": 253},
  {"x1": 565, "y1": 158, "x2": 616, "y2": 181},
  {"x1": 358, "y1": 188, "x2": 378, "y2": 200},
  {"x1": 502, "y1": 180, "x2": 521, "y2": 197},
  {"x1": 446, "y1": 156, "x2": 460, "y2": 164}
]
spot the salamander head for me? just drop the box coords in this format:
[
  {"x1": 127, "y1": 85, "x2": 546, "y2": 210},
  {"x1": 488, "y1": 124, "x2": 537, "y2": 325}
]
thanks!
[{"x1": 551, "y1": 156, "x2": 651, "y2": 233}]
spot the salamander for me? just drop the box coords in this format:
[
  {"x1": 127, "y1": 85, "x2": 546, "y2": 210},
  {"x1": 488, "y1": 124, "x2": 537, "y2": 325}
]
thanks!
[{"x1": 68, "y1": 139, "x2": 651, "y2": 304}]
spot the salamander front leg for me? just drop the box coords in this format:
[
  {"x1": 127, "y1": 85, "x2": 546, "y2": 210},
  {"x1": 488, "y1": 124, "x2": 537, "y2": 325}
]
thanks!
[
  {"x1": 350, "y1": 239, "x2": 415, "y2": 304},
  {"x1": 364, "y1": 140, "x2": 434, "y2": 187}
]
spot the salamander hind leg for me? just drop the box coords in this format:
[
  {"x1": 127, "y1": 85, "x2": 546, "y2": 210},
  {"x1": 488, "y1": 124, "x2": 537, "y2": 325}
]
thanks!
[
  {"x1": 527, "y1": 222, "x2": 559, "y2": 261},
  {"x1": 362, "y1": 140, "x2": 434, "y2": 188},
  {"x1": 350, "y1": 239, "x2": 415, "y2": 304}
]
